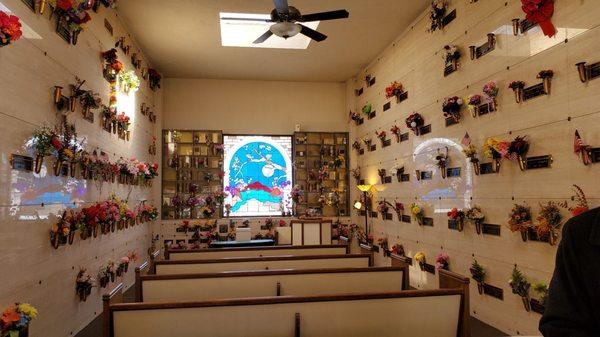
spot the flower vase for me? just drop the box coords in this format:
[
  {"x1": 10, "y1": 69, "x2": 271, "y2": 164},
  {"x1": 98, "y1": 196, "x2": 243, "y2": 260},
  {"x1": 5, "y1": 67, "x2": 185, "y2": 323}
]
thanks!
[
  {"x1": 69, "y1": 96, "x2": 76, "y2": 112},
  {"x1": 51, "y1": 233, "x2": 60, "y2": 249},
  {"x1": 116, "y1": 268, "x2": 123, "y2": 277},
  {"x1": 513, "y1": 88, "x2": 522, "y2": 104},
  {"x1": 53, "y1": 160, "x2": 63, "y2": 176},
  {"x1": 72, "y1": 30, "x2": 80, "y2": 45},
  {"x1": 492, "y1": 158, "x2": 501, "y2": 173},
  {"x1": 477, "y1": 281, "x2": 484, "y2": 295},
  {"x1": 419, "y1": 262, "x2": 425, "y2": 271},
  {"x1": 542, "y1": 77, "x2": 551, "y2": 95},
  {"x1": 126, "y1": 131, "x2": 131, "y2": 141},
  {"x1": 452, "y1": 58, "x2": 458, "y2": 70},
  {"x1": 69, "y1": 161, "x2": 77, "y2": 178},
  {"x1": 549, "y1": 230, "x2": 557, "y2": 246},
  {"x1": 475, "y1": 219, "x2": 483, "y2": 235},
  {"x1": 68, "y1": 230, "x2": 75, "y2": 245},
  {"x1": 440, "y1": 165, "x2": 447, "y2": 179},
  {"x1": 111, "y1": 221, "x2": 116, "y2": 233},
  {"x1": 522, "y1": 296, "x2": 531, "y2": 312},
  {"x1": 110, "y1": 273, "x2": 115, "y2": 282},
  {"x1": 511, "y1": 18, "x2": 520, "y2": 36},
  {"x1": 112, "y1": 122, "x2": 117, "y2": 134},
  {"x1": 457, "y1": 218, "x2": 464, "y2": 232},
  {"x1": 576, "y1": 62, "x2": 588, "y2": 83},
  {"x1": 34, "y1": 155, "x2": 44, "y2": 174},
  {"x1": 469, "y1": 46, "x2": 476, "y2": 60},
  {"x1": 471, "y1": 159, "x2": 480, "y2": 175},
  {"x1": 517, "y1": 155, "x2": 526, "y2": 171},
  {"x1": 92, "y1": 226, "x2": 98, "y2": 238},
  {"x1": 520, "y1": 230, "x2": 529, "y2": 242}
]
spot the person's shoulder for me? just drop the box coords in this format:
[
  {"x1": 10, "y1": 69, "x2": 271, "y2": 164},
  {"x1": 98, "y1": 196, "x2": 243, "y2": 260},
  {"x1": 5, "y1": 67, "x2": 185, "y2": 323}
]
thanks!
[{"x1": 562, "y1": 207, "x2": 600, "y2": 239}]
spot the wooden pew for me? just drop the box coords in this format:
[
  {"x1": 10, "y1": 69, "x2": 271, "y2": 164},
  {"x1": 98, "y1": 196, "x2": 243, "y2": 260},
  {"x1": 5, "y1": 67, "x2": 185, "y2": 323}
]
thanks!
[
  {"x1": 359, "y1": 243, "x2": 374, "y2": 266},
  {"x1": 134, "y1": 261, "x2": 150, "y2": 302},
  {"x1": 107, "y1": 288, "x2": 467, "y2": 337},
  {"x1": 102, "y1": 283, "x2": 124, "y2": 337},
  {"x1": 439, "y1": 269, "x2": 471, "y2": 337},
  {"x1": 148, "y1": 248, "x2": 161, "y2": 274},
  {"x1": 136, "y1": 266, "x2": 408, "y2": 302},
  {"x1": 153, "y1": 254, "x2": 371, "y2": 275},
  {"x1": 165, "y1": 244, "x2": 349, "y2": 260}
]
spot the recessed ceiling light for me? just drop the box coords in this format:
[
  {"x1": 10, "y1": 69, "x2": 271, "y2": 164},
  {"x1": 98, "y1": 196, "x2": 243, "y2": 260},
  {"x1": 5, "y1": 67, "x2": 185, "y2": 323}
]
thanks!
[{"x1": 219, "y1": 12, "x2": 319, "y2": 49}]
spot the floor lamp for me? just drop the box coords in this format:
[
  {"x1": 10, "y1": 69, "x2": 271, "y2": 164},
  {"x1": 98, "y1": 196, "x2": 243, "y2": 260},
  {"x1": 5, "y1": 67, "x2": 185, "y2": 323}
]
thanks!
[{"x1": 354, "y1": 184, "x2": 373, "y2": 240}]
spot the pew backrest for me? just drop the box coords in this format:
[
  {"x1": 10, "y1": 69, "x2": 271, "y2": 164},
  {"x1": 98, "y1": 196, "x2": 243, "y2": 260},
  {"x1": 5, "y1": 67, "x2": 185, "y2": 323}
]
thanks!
[
  {"x1": 139, "y1": 266, "x2": 408, "y2": 302},
  {"x1": 166, "y1": 244, "x2": 349, "y2": 260},
  {"x1": 154, "y1": 254, "x2": 371, "y2": 275},
  {"x1": 102, "y1": 282, "x2": 124, "y2": 337},
  {"x1": 109, "y1": 290, "x2": 465, "y2": 337}
]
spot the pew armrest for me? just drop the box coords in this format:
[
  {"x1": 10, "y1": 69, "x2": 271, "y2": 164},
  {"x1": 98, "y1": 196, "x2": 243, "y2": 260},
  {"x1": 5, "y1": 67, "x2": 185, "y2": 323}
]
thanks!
[
  {"x1": 103, "y1": 282, "x2": 124, "y2": 337},
  {"x1": 149, "y1": 248, "x2": 161, "y2": 275},
  {"x1": 359, "y1": 243, "x2": 374, "y2": 266},
  {"x1": 438, "y1": 269, "x2": 470, "y2": 337},
  {"x1": 135, "y1": 261, "x2": 150, "y2": 302},
  {"x1": 338, "y1": 236, "x2": 350, "y2": 254},
  {"x1": 389, "y1": 253, "x2": 411, "y2": 290}
]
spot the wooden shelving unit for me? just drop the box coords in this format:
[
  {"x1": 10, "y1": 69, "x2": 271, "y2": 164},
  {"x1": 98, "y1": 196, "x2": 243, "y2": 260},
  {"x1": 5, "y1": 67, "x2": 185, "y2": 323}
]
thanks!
[
  {"x1": 293, "y1": 132, "x2": 350, "y2": 217},
  {"x1": 162, "y1": 130, "x2": 224, "y2": 220}
]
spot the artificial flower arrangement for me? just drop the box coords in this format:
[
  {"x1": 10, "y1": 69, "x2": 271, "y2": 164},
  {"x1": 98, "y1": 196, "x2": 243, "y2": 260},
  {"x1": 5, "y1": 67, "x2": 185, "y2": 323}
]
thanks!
[
  {"x1": 447, "y1": 208, "x2": 465, "y2": 231},
  {"x1": 392, "y1": 162, "x2": 404, "y2": 182},
  {"x1": 118, "y1": 70, "x2": 140, "y2": 94},
  {"x1": 521, "y1": 0, "x2": 556, "y2": 37},
  {"x1": 483, "y1": 137, "x2": 509, "y2": 173},
  {"x1": 465, "y1": 205, "x2": 486, "y2": 235},
  {"x1": 506, "y1": 136, "x2": 530, "y2": 171},
  {"x1": 463, "y1": 144, "x2": 480, "y2": 175},
  {"x1": 350, "y1": 167, "x2": 361, "y2": 184},
  {"x1": 435, "y1": 149, "x2": 449, "y2": 179},
  {"x1": 482, "y1": 81, "x2": 499, "y2": 110},
  {"x1": 352, "y1": 140, "x2": 362, "y2": 153},
  {"x1": 0, "y1": 11, "x2": 23, "y2": 47},
  {"x1": 0, "y1": 303, "x2": 37, "y2": 336},
  {"x1": 442, "y1": 96, "x2": 463, "y2": 123},
  {"x1": 508, "y1": 203, "x2": 533, "y2": 242},
  {"x1": 466, "y1": 94, "x2": 482, "y2": 118},
  {"x1": 470, "y1": 258, "x2": 486, "y2": 294},
  {"x1": 384, "y1": 81, "x2": 405, "y2": 102},
  {"x1": 291, "y1": 185, "x2": 304, "y2": 206},
  {"x1": 98, "y1": 260, "x2": 116, "y2": 287},
  {"x1": 392, "y1": 201, "x2": 405, "y2": 219},
  {"x1": 377, "y1": 237, "x2": 390, "y2": 256},
  {"x1": 535, "y1": 201, "x2": 563, "y2": 245},
  {"x1": 509, "y1": 266, "x2": 532, "y2": 311},
  {"x1": 390, "y1": 125, "x2": 401, "y2": 143},
  {"x1": 390, "y1": 244, "x2": 404, "y2": 256},
  {"x1": 148, "y1": 68, "x2": 161, "y2": 91},
  {"x1": 377, "y1": 169, "x2": 387, "y2": 184},
  {"x1": 377, "y1": 200, "x2": 390, "y2": 215},
  {"x1": 75, "y1": 267, "x2": 94, "y2": 301},
  {"x1": 375, "y1": 130, "x2": 387, "y2": 145},
  {"x1": 50, "y1": 209, "x2": 80, "y2": 247},
  {"x1": 116, "y1": 112, "x2": 131, "y2": 140},
  {"x1": 428, "y1": 0, "x2": 448, "y2": 33},
  {"x1": 338, "y1": 223, "x2": 358, "y2": 241},
  {"x1": 405, "y1": 112, "x2": 425, "y2": 136},
  {"x1": 116, "y1": 157, "x2": 159, "y2": 186},
  {"x1": 435, "y1": 252, "x2": 450, "y2": 270},
  {"x1": 101, "y1": 49, "x2": 124, "y2": 82},
  {"x1": 443, "y1": 45, "x2": 460, "y2": 69},
  {"x1": 532, "y1": 282, "x2": 549, "y2": 307},
  {"x1": 48, "y1": 0, "x2": 93, "y2": 44},
  {"x1": 508, "y1": 80, "x2": 526, "y2": 103},
  {"x1": 348, "y1": 110, "x2": 362, "y2": 125},
  {"x1": 537, "y1": 70, "x2": 554, "y2": 94},
  {"x1": 50, "y1": 121, "x2": 83, "y2": 176},
  {"x1": 328, "y1": 155, "x2": 345, "y2": 170},
  {"x1": 410, "y1": 203, "x2": 425, "y2": 226},
  {"x1": 362, "y1": 137, "x2": 372, "y2": 149},
  {"x1": 28, "y1": 125, "x2": 55, "y2": 174},
  {"x1": 73, "y1": 83, "x2": 102, "y2": 118},
  {"x1": 414, "y1": 252, "x2": 426, "y2": 271},
  {"x1": 568, "y1": 184, "x2": 589, "y2": 217},
  {"x1": 361, "y1": 103, "x2": 373, "y2": 116}
]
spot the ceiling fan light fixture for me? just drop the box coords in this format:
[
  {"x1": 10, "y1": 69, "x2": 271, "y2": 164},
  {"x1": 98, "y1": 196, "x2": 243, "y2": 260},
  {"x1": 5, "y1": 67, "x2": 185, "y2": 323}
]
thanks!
[{"x1": 269, "y1": 21, "x2": 301, "y2": 39}]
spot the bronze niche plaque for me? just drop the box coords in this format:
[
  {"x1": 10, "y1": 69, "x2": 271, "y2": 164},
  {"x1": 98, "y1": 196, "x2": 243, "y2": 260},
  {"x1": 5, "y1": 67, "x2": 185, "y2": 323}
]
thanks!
[
  {"x1": 591, "y1": 148, "x2": 600, "y2": 163},
  {"x1": 397, "y1": 91, "x2": 408, "y2": 103},
  {"x1": 530, "y1": 299, "x2": 546, "y2": 315},
  {"x1": 523, "y1": 83, "x2": 546, "y2": 101},
  {"x1": 370, "y1": 211, "x2": 378, "y2": 218},
  {"x1": 589, "y1": 62, "x2": 600, "y2": 81},
  {"x1": 368, "y1": 77, "x2": 376, "y2": 87},
  {"x1": 383, "y1": 176, "x2": 392, "y2": 184},
  {"x1": 356, "y1": 118, "x2": 364, "y2": 125},
  {"x1": 528, "y1": 228, "x2": 549, "y2": 243},
  {"x1": 475, "y1": 40, "x2": 495, "y2": 59},
  {"x1": 383, "y1": 102, "x2": 391, "y2": 111},
  {"x1": 400, "y1": 133, "x2": 409, "y2": 142},
  {"x1": 104, "y1": 19, "x2": 114, "y2": 36},
  {"x1": 478, "y1": 102, "x2": 495, "y2": 116},
  {"x1": 479, "y1": 163, "x2": 496, "y2": 175},
  {"x1": 355, "y1": 88, "x2": 363, "y2": 96},
  {"x1": 358, "y1": 210, "x2": 366, "y2": 217},
  {"x1": 419, "y1": 125, "x2": 432, "y2": 135},
  {"x1": 358, "y1": 149, "x2": 365, "y2": 156},
  {"x1": 420, "y1": 171, "x2": 433, "y2": 180},
  {"x1": 448, "y1": 219, "x2": 459, "y2": 230},
  {"x1": 56, "y1": 17, "x2": 72, "y2": 43},
  {"x1": 444, "y1": 63, "x2": 458, "y2": 77},
  {"x1": 446, "y1": 167, "x2": 461, "y2": 178},
  {"x1": 525, "y1": 155, "x2": 553, "y2": 170},
  {"x1": 483, "y1": 283, "x2": 504, "y2": 300},
  {"x1": 400, "y1": 174, "x2": 410, "y2": 182},
  {"x1": 370, "y1": 144, "x2": 377, "y2": 152},
  {"x1": 21, "y1": 0, "x2": 36, "y2": 11},
  {"x1": 382, "y1": 139, "x2": 392, "y2": 148},
  {"x1": 384, "y1": 213, "x2": 393, "y2": 220},
  {"x1": 368, "y1": 111, "x2": 376, "y2": 119},
  {"x1": 445, "y1": 117, "x2": 459, "y2": 127},
  {"x1": 520, "y1": 19, "x2": 537, "y2": 34},
  {"x1": 423, "y1": 263, "x2": 436, "y2": 274},
  {"x1": 482, "y1": 223, "x2": 501, "y2": 236},
  {"x1": 401, "y1": 215, "x2": 411, "y2": 223},
  {"x1": 422, "y1": 217, "x2": 434, "y2": 227},
  {"x1": 10, "y1": 154, "x2": 33, "y2": 171},
  {"x1": 441, "y1": 9, "x2": 457, "y2": 28}
]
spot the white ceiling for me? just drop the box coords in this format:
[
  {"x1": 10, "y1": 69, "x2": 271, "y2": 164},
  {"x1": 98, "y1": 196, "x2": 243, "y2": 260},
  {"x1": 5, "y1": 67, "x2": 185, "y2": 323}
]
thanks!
[{"x1": 117, "y1": 0, "x2": 428, "y2": 82}]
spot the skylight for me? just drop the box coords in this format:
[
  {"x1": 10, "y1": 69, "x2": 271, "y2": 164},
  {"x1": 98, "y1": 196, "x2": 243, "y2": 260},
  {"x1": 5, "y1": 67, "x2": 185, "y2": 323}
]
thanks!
[{"x1": 219, "y1": 12, "x2": 319, "y2": 49}]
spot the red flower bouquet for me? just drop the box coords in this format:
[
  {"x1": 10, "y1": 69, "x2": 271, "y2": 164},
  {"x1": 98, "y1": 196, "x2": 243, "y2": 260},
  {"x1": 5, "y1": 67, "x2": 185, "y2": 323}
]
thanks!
[
  {"x1": 521, "y1": 0, "x2": 555, "y2": 37},
  {"x1": 405, "y1": 113, "x2": 424, "y2": 135},
  {"x1": 0, "y1": 11, "x2": 22, "y2": 47}
]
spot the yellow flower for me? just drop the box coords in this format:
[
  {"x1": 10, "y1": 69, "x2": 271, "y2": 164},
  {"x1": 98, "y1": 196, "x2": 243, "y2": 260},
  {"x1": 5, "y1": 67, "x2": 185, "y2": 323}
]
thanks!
[
  {"x1": 18, "y1": 303, "x2": 38, "y2": 319},
  {"x1": 412, "y1": 206, "x2": 421, "y2": 215},
  {"x1": 414, "y1": 252, "x2": 426, "y2": 262}
]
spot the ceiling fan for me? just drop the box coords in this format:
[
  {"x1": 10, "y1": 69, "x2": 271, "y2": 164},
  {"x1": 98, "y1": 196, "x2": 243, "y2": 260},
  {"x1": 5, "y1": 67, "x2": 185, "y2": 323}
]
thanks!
[{"x1": 222, "y1": 0, "x2": 349, "y2": 44}]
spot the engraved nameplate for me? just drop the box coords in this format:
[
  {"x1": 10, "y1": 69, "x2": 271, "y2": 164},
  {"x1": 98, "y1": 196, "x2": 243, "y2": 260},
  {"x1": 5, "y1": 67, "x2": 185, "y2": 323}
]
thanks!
[
  {"x1": 383, "y1": 102, "x2": 391, "y2": 111},
  {"x1": 370, "y1": 211, "x2": 378, "y2": 218},
  {"x1": 382, "y1": 139, "x2": 392, "y2": 148},
  {"x1": 591, "y1": 148, "x2": 600, "y2": 163},
  {"x1": 397, "y1": 91, "x2": 408, "y2": 103},
  {"x1": 104, "y1": 19, "x2": 114, "y2": 36},
  {"x1": 21, "y1": 0, "x2": 35, "y2": 11},
  {"x1": 359, "y1": 179, "x2": 366, "y2": 185},
  {"x1": 475, "y1": 41, "x2": 495, "y2": 59},
  {"x1": 356, "y1": 118, "x2": 364, "y2": 125},
  {"x1": 400, "y1": 174, "x2": 410, "y2": 182},
  {"x1": 445, "y1": 117, "x2": 459, "y2": 127},
  {"x1": 10, "y1": 154, "x2": 33, "y2": 171},
  {"x1": 401, "y1": 215, "x2": 411, "y2": 223},
  {"x1": 528, "y1": 228, "x2": 549, "y2": 242},
  {"x1": 530, "y1": 299, "x2": 546, "y2": 315},
  {"x1": 525, "y1": 155, "x2": 553, "y2": 170},
  {"x1": 478, "y1": 102, "x2": 495, "y2": 116},
  {"x1": 483, "y1": 283, "x2": 504, "y2": 300},
  {"x1": 447, "y1": 167, "x2": 461, "y2": 177},
  {"x1": 369, "y1": 77, "x2": 376, "y2": 87},
  {"x1": 422, "y1": 217, "x2": 434, "y2": 227},
  {"x1": 358, "y1": 149, "x2": 365, "y2": 156},
  {"x1": 370, "y1": 145, "x2": 377, "y2": 152},
  {"x1": 442, "y1": 9, "x2": 457, "y2": 27},
  {"x1": 420, "y1": 171, "x2": 433, "y2": 180},
  {"x1": 479, "y1": 163, "x2": 496, "y2": 175},
  {"x1": 383, "y1": 176, "x2": 392, "y2": 184},
  {"x1": 419, "y1": 125, "x2": 432, "y2": 135},
  {"x1": 523, "y1": 83, "x2": 546, "y2": 101},
  {"x1": 358, "y1": 210, "x2": 366, "y2": 217},
  {"x1": 384, "y1": 213, "x2": 393, "y2": 220},
  {"x1": 520, "y1": 19, "x2": 537, "y2": 34},
  {"x1": 448, "y1": 219, "x2": 459, "y2": 230},
  {"x1": 482, "y1": 223, "x2": 501, "y2": 236},
  {"x1": 589, "y1": 62, "x2": 600, "y2": 81},
  {"x1": 444, "y1": 63, "x2": 457, "y2": 77},
  {"x1": 372, "y1": 245, "x2": 380, "y2": 253},
  {"x1": 56, "y1": 17, "x2": 72, "y2": 43},
  {"x1": 368, "y1": 111, "x2": 376, "y2": 119},
  {"x1": 400, "y1": 133, "x2": 409, "y2": 142},
  {"x1": 423, "y1": 263, "x2": 436, "y2": 274},
  {"x1": 356, "y1": 88, "x2": 364, "y2": 96}
]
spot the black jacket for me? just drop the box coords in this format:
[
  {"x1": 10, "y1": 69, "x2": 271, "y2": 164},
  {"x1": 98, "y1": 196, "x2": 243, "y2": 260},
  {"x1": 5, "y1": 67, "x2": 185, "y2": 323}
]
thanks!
[{"x1": 539, "y1": 207, "x2": 600, "y2": 337}]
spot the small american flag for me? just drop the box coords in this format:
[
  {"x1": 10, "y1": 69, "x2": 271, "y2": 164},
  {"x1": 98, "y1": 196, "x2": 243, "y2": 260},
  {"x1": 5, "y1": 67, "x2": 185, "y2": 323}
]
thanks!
[
  {"x1": 461, "y1": 132, "x2": 472, "y2": 147},
  {"x1": 574, "y1": 130, "x2": 586, "y2": 153}
]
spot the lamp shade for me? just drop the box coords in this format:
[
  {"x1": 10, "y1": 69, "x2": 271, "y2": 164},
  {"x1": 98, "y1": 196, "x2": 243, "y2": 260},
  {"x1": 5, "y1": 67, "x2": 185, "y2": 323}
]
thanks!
[
  {"x1": 357, "y1": 184, "x2": 373, "y2": 192},
  {"x1": 270, "y1": 22, "x2": 301, "y2": 39}
]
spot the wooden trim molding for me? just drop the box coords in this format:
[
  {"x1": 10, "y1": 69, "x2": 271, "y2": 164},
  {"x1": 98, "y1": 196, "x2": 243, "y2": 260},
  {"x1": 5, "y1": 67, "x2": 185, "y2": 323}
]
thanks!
[
  {"x1": 154, "y1": 253, "x2": 371, "y2": 266},
  {"x1": 149, "y1": 248, "x2": 161, "y2": 275},
  {"x1": 359, "y1": 243, "x2": 374, "y2": 266},
  {"x1": 102, "y1": 282, "x2": 124, "y2": 337},
  {"x1": 438, "y1": 269, "x2": 470, "y2": 337},
  {"x1": 165, "y1": 244, "x2": 349, "y2": 259},
  {"x1": 134, "y1": 261, "x2": 150, "y2": 302}
]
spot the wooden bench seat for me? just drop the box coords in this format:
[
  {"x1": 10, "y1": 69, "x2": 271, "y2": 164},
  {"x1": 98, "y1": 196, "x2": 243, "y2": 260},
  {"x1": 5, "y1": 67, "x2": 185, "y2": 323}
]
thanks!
[
  {"x1": 136, "y1": 266, "x2": 408, "y2": 302},
  {"x1": 165, "y1": 244, "x2": 349, "y2": 260},
  {"x1": 153, "y1": 254, "x2": 371, "y2": 275}
]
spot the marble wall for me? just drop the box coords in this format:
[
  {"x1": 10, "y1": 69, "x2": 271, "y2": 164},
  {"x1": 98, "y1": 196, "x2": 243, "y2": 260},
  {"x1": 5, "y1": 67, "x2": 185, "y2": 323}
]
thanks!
[
  {"x1": 0, "y1": 1, "x2": 161, "y2": 336},
  {"x1": 347, "y1": 0, "x2": 600, "y2": 335}
]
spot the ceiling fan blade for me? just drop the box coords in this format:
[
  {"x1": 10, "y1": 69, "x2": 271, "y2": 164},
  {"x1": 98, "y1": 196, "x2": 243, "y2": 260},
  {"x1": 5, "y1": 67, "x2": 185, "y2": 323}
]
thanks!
[
  {"x1": 300, "y1": 10, "x2": 349, "y2": 22},
  {"x1": 253, "y1": 30, "x2": 274, "y2": 44},
  {"x1": 273, "y1": 0, "x2": 289, "y2": 14},
  {"x1": 220, "y1": 17, "x2": 273, "y2": 23},
  {"x1": 299, "y1": 24, "x2": 327, "y2": 42}
]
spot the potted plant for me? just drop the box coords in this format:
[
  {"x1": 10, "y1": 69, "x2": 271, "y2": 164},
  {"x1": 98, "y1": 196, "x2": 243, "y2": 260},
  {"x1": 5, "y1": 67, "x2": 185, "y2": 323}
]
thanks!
[
  {"x1": 435, "y1": 253, "x2": 450, "y2": 270},
  {"x1": 537, "y1": 70, "x2": 554, "y2": 94},
  {"x1": 509, "y1": 266, "x2": 531, "y2": 312},
  {"x1": 508, "y1": 81, "x2": 526, "y2": 103},
  {"x1": 508, "y1": 203, "x2": 533, "y2": 242},
  {"x1": 0, "y1": 303, "x2": 37, "y2": 337},
  {"x1": 463, "y1": 144, "x2": 480, "y2": 175},
  {"x1": 465, "y1": 206, "x2": 486, "y2": 235},
  {"x1": 469, "y1": 259, "x2": 486, "y2": 294},
  {"x1": 410, "y1": 203, "x2": 425, "y2": 226},
  {"x1": 535, "y1": 201, "x2": 563, "y2": 245},
  {"x1": 0, "y1": 11, "x2": 23, "y2": 47},
  {"x1": 447, "y1": 208, "x2": 465, "y2": 231},
  {"x1": 414, "y1": 252, "x2": 426, "y2": 271}
]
